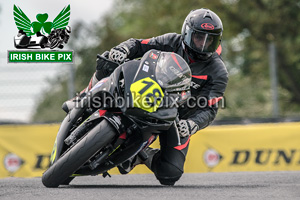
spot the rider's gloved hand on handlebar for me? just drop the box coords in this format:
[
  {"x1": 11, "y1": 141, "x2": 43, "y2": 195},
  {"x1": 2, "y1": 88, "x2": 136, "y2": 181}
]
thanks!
[
  {"x1": 109, "y1": 45, "x2": 129, "y2": 64},
  {"x1": 177, "y1": 119, "x2": 199, "y2": 137}
]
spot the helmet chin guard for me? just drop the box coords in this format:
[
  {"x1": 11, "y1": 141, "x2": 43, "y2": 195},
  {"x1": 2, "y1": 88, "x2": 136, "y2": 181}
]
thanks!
[{"x1": 182, "y1": 41, "x2": 212, "y2": 61}]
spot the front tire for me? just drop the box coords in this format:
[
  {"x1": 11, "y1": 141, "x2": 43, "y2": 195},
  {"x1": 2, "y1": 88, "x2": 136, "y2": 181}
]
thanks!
[{"x1": 42, "y1": 119, "x2": 117, "y2": 188}]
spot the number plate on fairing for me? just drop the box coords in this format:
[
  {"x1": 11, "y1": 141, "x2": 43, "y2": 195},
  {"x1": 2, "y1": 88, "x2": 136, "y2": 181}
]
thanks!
[{"x1": 130, "y1": 77, "x2": 164, "y2": 113}]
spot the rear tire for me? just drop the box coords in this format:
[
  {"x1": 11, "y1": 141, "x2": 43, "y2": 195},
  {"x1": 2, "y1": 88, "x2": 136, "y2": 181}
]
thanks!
[{"x1": 42, "y1": 119, "x2": 117, "y2": 188}]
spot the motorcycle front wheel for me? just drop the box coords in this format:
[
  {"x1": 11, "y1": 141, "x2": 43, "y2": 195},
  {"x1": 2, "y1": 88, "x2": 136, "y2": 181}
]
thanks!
[{"x1": 42, "y1": 119, "x2": 117, "y2": 188}]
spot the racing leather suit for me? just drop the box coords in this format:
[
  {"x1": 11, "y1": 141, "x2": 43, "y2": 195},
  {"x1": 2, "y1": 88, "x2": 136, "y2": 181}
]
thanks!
[
  {"x1": 118, "y1": 33, "x2": 228, "y2": 130},
  {"x1": 113, "y1": 33, "x2": 228, "y2": 185}
]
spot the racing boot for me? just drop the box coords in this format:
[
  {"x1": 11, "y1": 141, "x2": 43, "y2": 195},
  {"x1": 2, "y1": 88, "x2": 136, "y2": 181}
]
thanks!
[
  {"x1": 62, "y1": 72, "x2": 99, "y2": 113},
  {"x1": 118, "y1": 147, "x2": 159, "y2": 174}
]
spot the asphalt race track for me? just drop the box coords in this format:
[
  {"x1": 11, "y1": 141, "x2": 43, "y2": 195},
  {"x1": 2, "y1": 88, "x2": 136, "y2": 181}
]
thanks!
[{"x1": 1, "y1": 171, "x2": 299, "y2": 200}]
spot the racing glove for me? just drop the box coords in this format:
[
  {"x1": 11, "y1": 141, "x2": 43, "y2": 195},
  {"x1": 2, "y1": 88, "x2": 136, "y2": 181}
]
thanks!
[
  {"x1": 108, "y1": 45, "x2": 129, "y2": 64},
  {"x1": 177, "y1": 119, "x2": 199, "y2": 137}
]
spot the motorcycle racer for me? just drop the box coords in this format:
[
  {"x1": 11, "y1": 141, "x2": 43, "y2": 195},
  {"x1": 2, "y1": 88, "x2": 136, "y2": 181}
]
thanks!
[{"x1": 63, "y1": 8, "x2": 228, "y2": 185}]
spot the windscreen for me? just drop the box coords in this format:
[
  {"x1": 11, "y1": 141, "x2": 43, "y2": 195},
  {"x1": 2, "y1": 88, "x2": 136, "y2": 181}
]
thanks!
[{"x1": 155, "y1": 52, "x2": 191, "y2": 92}]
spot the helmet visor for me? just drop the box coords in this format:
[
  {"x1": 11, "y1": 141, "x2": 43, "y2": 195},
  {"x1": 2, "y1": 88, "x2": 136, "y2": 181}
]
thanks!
[{"x1": 183, "y1": 25, "x2": 221, "y2": 53}]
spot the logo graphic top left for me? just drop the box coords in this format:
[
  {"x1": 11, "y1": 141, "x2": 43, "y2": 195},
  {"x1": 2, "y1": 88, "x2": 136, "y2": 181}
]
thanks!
[{"x1": 13, "y1": 4, "x2": 71, "y2": 49}]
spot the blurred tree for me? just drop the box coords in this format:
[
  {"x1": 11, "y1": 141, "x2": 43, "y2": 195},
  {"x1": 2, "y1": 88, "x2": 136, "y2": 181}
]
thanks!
[
  {"x1": 212, "y1": 0, "x2": 300, "y2": 118},
  {"x1": 32, "y1": 0, "x2": 300, "y2": 122}
]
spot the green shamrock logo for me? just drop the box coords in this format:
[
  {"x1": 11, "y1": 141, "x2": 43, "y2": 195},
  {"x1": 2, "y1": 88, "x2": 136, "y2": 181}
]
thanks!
[{"x1": 31, "y1": 13, "x2": 53, "y2": 34}]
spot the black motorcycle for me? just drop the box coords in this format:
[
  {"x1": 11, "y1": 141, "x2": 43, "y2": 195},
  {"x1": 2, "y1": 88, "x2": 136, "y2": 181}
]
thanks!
[{"x1": 42, "y1": 50, "x2": 191, "y2": 188}]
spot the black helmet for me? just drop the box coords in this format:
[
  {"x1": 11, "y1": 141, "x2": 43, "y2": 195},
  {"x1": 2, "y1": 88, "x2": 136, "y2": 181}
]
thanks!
[{"x1": 181, "y1": 8, "x2": 223, "y2": 60}]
